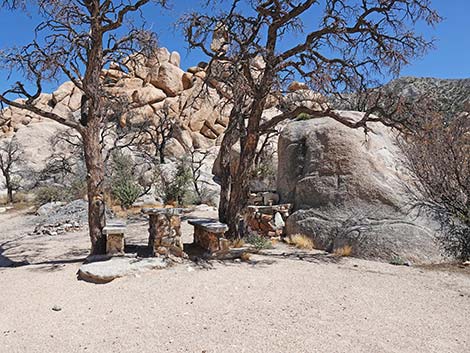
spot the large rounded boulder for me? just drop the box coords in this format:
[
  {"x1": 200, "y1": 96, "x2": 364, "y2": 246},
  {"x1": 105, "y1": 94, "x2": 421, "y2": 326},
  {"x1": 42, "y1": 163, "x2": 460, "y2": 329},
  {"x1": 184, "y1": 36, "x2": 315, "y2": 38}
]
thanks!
[{"x1": 278, "y1": 111, "x2": 442, "y2": 263}]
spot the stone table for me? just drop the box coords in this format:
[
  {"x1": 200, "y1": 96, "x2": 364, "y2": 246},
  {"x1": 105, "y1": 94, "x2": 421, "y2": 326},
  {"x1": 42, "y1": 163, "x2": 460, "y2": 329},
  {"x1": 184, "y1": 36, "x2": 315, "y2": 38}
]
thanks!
[
  {"x1": 188, "y1": 218, "x2": 229, "y2": 253},
  {"x1": 141, "y1": 208, "x2": 188, "y2": 257}
]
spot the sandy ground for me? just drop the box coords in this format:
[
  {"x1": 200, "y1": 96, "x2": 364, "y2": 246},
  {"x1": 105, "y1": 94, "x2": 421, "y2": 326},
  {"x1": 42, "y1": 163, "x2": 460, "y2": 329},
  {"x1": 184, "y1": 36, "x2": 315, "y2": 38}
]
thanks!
[{"x1": 1, "y1": 208, "x2": 469, "y2": 353}]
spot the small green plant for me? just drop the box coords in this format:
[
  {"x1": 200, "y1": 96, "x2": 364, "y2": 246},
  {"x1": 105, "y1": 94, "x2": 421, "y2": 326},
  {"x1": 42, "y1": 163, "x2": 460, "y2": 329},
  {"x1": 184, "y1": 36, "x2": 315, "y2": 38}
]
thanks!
[
  {"x1": 296, "y1": 112, "x2": 313, "y2": 121},
  {"x1": 112, "y1": 180, "x2": 142, "y2": 209},
  {"x1": 245, "y1": 234, "x2": 273, "y2": 250},
  {"x1": 156, "y1": 160, "x2": 193, "y2": 206},
  {"x1": 110, "y1": 151, "x2": 142, "y2": 208},
  {"x1": 389, "y1": 256, "x2": 410, "y2": 266}
]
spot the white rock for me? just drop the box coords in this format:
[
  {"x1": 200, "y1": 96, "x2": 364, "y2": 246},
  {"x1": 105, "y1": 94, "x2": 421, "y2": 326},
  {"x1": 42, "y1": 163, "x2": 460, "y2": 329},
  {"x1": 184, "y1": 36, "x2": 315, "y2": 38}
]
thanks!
[
  {"x1": 67, "y1": 87, "x2": 83, "y2": 112},
  {"x1": 169, "y1": 51, "x2": 181, "y2": 67},
  {"x1": 279, "y1": 113, "x2": 442, "y2": 263},
  {"x1": 273, "y1": 212, "x2": 285, "y2": 230},
  {"x1": 165, "y1": 137, "x2": 186, "y2": 157},
  {"x1": 132, "y1": 85, "x2": 166, "y2": 104},
  {"x1": 78, "y1": 257, "x2": 168, "y2": 283},
  {"x1": 36, "y1": 202, "x2": 66, "y2": 217},
  {"x1": 52, "y1": 82, "x2": 75, "y2": 104},
  {"x1": 150, "y1": 62, "x2": 185, "y2": 97}
]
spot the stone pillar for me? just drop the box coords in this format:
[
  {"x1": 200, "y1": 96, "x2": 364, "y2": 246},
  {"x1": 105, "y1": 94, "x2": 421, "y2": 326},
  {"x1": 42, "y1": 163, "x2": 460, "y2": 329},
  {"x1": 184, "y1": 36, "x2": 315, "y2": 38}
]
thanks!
[{"x1": 148, "y1": 213, "x2": 184, "y2": 257}]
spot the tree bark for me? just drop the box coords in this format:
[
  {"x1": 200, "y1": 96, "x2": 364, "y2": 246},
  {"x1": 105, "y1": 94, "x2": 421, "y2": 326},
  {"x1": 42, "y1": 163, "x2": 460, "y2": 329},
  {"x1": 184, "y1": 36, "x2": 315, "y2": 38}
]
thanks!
[
  {"x1": 5, "y1": 175, "x2": 13, "y2": 204},
  {"x1": 218, "y1": 110, "x2": 242, "y2": 228},
  {"x1": 83, "y1": 123, "x2": 107, "y2": 255},
  {"x1": 218, "y1": 99, "x2": 266, "y2": 238},
  {"x1": 82, "y1": 4, "x2": 106, "y2": 255}
]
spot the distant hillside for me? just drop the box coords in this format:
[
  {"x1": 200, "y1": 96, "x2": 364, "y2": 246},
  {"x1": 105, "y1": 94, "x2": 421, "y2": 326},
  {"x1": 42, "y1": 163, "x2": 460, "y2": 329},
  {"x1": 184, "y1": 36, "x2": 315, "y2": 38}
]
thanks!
[{"x1": 333, "y1": 77, "x2": 470, "y2": 117}]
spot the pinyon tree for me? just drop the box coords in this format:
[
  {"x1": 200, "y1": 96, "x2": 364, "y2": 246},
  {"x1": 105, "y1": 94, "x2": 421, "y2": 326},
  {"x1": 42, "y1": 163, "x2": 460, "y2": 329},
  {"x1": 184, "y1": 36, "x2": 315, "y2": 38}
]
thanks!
[
  {"x1": 0, "y1": 0, "x2": 167, "y2": 254},
  {"x1": 184, "y1": 0, "x2": 441, "y2": 237}
]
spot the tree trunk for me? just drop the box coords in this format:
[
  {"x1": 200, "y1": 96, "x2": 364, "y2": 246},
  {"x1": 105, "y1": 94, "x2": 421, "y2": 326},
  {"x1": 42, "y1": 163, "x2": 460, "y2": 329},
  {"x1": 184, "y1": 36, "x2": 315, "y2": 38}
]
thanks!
[
  {"x1": 217, "y1": 122, "x2": 260, "y2": 238},
  {"x1": 218, "y1": 112, "x2": 242, "y2": 226},
  {"x1": 83, "y1": 124, "x2": 107, "y2": 255},
  {"x1": 5, "y1": 175, "x2": 13, "y2": 204},
  {"x1": 225, "y1": 132, "x2": 259, "y2": 238},
  {"x1": 81, "y1": 7, "x2": 106, "y2": 255},
  {"x1": 217, "y1": 92, "x2": 268, "y2": 238},
  {"x1": 159, "y1": 142, "x2": 165, "y2": 164}
]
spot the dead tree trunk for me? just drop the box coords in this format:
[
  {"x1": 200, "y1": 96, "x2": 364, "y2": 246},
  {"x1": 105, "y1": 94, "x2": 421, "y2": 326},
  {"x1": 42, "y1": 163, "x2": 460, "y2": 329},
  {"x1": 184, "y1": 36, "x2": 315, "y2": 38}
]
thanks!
[
  {"x1": 82, "y1": 8, "x2": 107, "y2": 255},
  {"x1": 0, "y1": 0, "x2": 169, "y2": 255},
  {"x1": 83, "y1": 125, "x2": 107, "y2": 254},
  {"x1": 223, "y1": 133, "x2": 260, "y2": 238},
  {"x1": 218, "y1": 99, "x2": 266, "y2": 238},
  {"x1": 5, "y1": 174, "x2": 13, "y2": 204}
]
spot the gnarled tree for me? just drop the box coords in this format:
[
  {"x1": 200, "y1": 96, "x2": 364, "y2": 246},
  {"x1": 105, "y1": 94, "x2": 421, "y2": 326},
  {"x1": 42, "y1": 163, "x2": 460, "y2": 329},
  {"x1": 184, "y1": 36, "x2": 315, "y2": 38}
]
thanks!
[
  {"x1": 401, "y1": 111, "x2": 470, "y2": 260},
  {"x1": 0, "y1": 0, "x2": 167, "y2": 254},
  {"x1": 0, "y1": 139, "x2": 23, "y2": 203},
  {"x1": 184, "y1": 0, "x2": 440, "y2": 237}
]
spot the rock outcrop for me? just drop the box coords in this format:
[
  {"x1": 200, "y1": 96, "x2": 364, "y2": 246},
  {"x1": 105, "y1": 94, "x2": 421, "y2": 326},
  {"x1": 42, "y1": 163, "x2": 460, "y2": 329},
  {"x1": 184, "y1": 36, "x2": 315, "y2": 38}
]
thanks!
[
  {"x1": 78, "y1": 256, "x2": 168, "y2": 284},
  {"x1": 0, "y1": 47, "x2": 231, "y2": 158},
  {"x1": 277, "y1": 112, "x2": 442, "y2": 263}
]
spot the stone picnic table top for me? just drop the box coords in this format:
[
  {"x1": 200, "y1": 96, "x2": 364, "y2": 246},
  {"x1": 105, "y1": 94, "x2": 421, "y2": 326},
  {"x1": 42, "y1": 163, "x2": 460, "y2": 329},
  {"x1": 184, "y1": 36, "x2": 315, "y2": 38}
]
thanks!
[
  {"x1": 103, "y1": 220, "x2": 127, "y2": 234},
  {"x1": 188, "y1": 218, "x2": 229, "y2": 233},
  {"x1": 141, "y1": 207, "x2": 190, "y2": 216}
]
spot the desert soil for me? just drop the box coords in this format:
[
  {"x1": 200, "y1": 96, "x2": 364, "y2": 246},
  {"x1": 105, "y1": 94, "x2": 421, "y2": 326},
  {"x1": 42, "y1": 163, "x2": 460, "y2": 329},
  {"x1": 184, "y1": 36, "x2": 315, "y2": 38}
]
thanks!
[{"x1": 0, "y1": 208, "x2": 469, "y2": 353}]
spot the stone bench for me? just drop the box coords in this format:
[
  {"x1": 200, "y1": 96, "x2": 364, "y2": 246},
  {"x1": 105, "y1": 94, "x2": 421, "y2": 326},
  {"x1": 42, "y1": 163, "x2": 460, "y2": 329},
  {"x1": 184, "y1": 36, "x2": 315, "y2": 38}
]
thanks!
[
  {"x1": 103, "y1": 221, "x2": 127, "y2": 256},
  {"x1": 188, "y1": 219, "x2": 229, "y2": 253}
]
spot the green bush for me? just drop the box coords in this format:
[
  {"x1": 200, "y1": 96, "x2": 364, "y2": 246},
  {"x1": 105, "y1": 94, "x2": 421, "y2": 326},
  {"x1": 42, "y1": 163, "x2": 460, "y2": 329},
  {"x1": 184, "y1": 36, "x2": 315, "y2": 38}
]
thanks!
[
  {"x1": 112, "y1": 180, "x2": 142, "y2": 209},
  {"x1": 296, "y1": 112, "x2": 313, "y2": 121},
  {"x1": 34, "y1": 186, "x2": 70, "y2": 205},
  {"x1": 245, "y1": 234, "x2": 273, "y2": 250},
  {"x1": 155, "y1": 160, "x2": 193, "y2": 206},
  {"x1": 110, "y1": 151, "x2": 142, "y2": 208},
  {"x1": 165, "y1": 162, "x2": 192, "y2": 205}
]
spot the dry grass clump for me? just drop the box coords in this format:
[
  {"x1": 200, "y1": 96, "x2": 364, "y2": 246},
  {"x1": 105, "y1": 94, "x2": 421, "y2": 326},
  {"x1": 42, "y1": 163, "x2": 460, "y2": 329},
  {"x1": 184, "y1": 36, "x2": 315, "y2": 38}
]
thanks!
[
  {"x1": 288, "y1": 234, "x2": 315, "y2": 250},
  {"x1": 240, "y1": 252, "x2": 251, "y2": 262},
  {"x1": 231, "y1": 238, "x2": 245, "y2": 248},
  {"x1": 333, "y1": 245, "x2": 353, "y2": 257}
]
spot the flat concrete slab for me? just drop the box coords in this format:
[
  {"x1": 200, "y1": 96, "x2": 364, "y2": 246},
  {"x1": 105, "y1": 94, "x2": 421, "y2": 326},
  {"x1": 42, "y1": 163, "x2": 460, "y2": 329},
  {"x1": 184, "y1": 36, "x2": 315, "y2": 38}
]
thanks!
[{"x1": 78, "y1": 257, "x2": 168, "y2": 284}]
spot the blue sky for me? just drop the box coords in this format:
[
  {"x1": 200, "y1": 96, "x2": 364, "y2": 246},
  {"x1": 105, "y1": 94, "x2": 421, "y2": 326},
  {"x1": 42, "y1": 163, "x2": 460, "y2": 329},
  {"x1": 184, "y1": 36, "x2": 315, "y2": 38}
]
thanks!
[{"x1": 0, "y1": 1, "x2": 469, "y2": 94}]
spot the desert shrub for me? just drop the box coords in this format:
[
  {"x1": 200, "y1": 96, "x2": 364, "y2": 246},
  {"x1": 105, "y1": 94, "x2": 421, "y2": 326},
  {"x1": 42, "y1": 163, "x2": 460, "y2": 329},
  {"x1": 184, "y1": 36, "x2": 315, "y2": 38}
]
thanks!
[
  {"x1": 155, "y1": 159, "x2": 193, "y2": 206},
  {"x1": 112, "y1": 180, "x2": 142, "y2": 209},
  {"x1": 389, "y1": 256, "x2": 410, "y2": 266},
  {"x1": 110, "y1": 151, "x2": 142, "y2": 208},
  {"x1": 400, "y1": 112, "x2": 470, "y2": 261},
  {"x1": 34, "y1": 185, "x2": 70, "y2": 205},
  {"x1": 231, "y1": 238, "x2": 245, "y2": 248},
  {"x1": 245, "y1": 234, "x2": 273, "y2": 250},
  {"x1": 69, "y1": 177, "x2": 87, "y2": 200},
  {"x1": 240, "y1": 252, "x2": 251, "y2": 262},
  {"x1": 296, "y1": 112, "x2": 313, "y2": 121}
]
